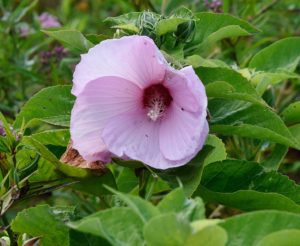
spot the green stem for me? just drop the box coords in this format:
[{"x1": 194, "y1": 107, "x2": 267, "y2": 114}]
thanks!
[
  {"x1": 138, "y1": 169, "x2": 150, "y2": 198},
  {"x1": 2, "y1": 214, "x2": 17, "y2": 246},
  {"x1": 145, "y1": 175, "x2": 158, "y2": 201}
]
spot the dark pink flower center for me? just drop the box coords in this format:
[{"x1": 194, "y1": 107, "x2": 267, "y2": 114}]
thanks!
[{"x1": 143, "y1": 84, "x2": 173, "y2": 121}]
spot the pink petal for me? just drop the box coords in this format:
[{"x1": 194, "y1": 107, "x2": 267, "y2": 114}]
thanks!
[
  {"x1": 178, "y1": 66, "x2": 207, "y2": 112},
  {"x1": 70, "y1": 76, "x2": 142, "y2": 162},
  {"x1": 163, "y1": 69, "x2": 199, "y2": 112},
  {"x1": 72, "y1": 36, "x2": 167, "y2": 96},
  {"x1": 101, "y1": 109, "x2": 189, "y2": 169},
  {"x1": 159, "y1": 103, "x2": 208, "y2": 161}
]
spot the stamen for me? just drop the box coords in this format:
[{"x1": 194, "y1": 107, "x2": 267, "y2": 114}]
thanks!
[{"x1": 143, "y1": 84, "x2": 172, "y2": 121}]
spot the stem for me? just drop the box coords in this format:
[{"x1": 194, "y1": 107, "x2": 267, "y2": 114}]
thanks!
[
  {"x1": 145, "y1": 175, "x2": 158, "y2": 201},
  {"x1": 209, "y1": 205, "x2": 224, "y2": 219},
  {"x1": 138, "y1": 169, "x2": 150, "y2": 198},
  {"x1": 161, "y1": 0, "x2": 167, "y2": 15},
  {"x1": 1, "y1": 214, "x2": 17, "y2": 246}
]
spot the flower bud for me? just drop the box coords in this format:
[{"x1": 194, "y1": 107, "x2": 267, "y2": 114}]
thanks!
[
  {"x1": 137, "y1": 11, "x2": 160, "y2": 40},
  {"x1": 175, "y1": 20, "x2": 196, "y2": 43}
]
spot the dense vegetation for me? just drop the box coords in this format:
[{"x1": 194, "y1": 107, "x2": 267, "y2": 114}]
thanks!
[{"x1": 1, "y1": 0, "x2": 300, "y2": 245}]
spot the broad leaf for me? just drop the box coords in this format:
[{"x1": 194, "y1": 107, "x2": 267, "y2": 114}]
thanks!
[
  {"x1": 14, "y1": 85, "x2": 74, "y2": 129},
  {"x1": 187, "y1": 223, "x2": 227, "y2": 246},
  {"x1": 31, "y1": 129, "x2": 70, "y2": 147},
  {"x1": 197, "y1": 67, "x2": 264, "y2": 105},
  {"x1": 187, "y1": 12, "x2": 258, "y2": 52},
  {"x1": 197, "y1": 160, "x2": 300, "y2": 213},
  {"x1": 281, "y1": 101, "x2": 300, "y2": 126},
  {"x1": 249, "y1": 37, "x2": 300, "y2": 72},
  {"x1": 105, "y1": 186, "x2": 160, "y2": 223},
  {"x1": 20, "y1": 136, "x2": 90, "y2": 178},
  {"x1": 11, "y1": 205, "x2": 73, "y2": 246},
  {"x1": 68, "y1": 207, "x2": 144, "y2": 246},
  {"x1": 157, "y1": 187, "x2": 205, "y2": 221},
  {"x1": 257, "y1": 229, "x2": 300, "y2": 246},
  {"x1": 221, "y1": 211, "x2": 300, "y2": 246},
  {"x1": 144, "y1": 213, "x2": 191, "y2": 246},
  {"x1": 186, "y1": 55, "x2": 229, "y2": 68},
  {"x1": 290, "y1": 124, "x2": 300, "y2": 142},
  {"x1": 261, "y1": 144, "x2": 288, "y2": 171},
  {"x1": 157, "y1": 145, "x2": 214, "y2": 196},
  {"x1": 204, "y1": 135, "x2": 227, "y2": 166},
  {"x1": 251, "y1": 71, "x2": 300, "y2": 95},
  {"x1": 144, "y1": 213, "x2": 227, "y2": 246},
  {"x1": 208, "y1": 98, "x2": 300, "y2": 149},
  {"x1": 42, "y1": 29, "x2": 94, "y2": 53},
  {"x1": 72, "y1": 172, "x2": 117, "y2": 196}
]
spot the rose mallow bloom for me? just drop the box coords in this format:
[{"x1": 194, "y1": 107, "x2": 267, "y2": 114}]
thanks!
[
  {"x1": 39, "y1": 12, "x2": 61, "y2": 28},
  {"x1": 70, "y1": 36, "x2": 208, "y2": 169}
]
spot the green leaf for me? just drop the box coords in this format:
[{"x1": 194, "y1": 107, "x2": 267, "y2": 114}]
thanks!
[
  {"x1": 105, "y1": 12, "x2": 140, "y2": 26},
  {"x1": 31, "y1": 129, "x2": 70, "y2": 147},
  {"x1": 14, "y1": 85, "x2": 74, "y2": 129},
  {"x1": 29, "y1": 158, "x2": 63, "y2": 182},
  {"x1": 187, "y1": 223, "x2": 227, "y2": 246},
  {"x1": 200, "y1": 25, "x2": 250, "y2": 47},
  {"x1": 0, "y1": 112, "x2": 15, "y2": 148},
  {"x1": 144, "y1": 213, "x2": 227, "y2": 246},
  {"x1": 20, "y1": 136, "x2": 90, "y2": 178},
  {"x1": 157, "y1": 188, "x2": 186, "y2": 213},
  {"x1": 72, "y1": 171, "x2": 117, "y2": 196},
  {"x1": 249, "y1": 37, "x2": 300, "y2": 72},
  {"x1": 144, "y1": 213, "x2": 191, "y2": 246},
  {"x1": 157, "y1": 145, "x2": 214, "y2": 196},
  {"x1": 84, "y1": 34, "x2": 109, "y2": 44},
  {"x1": 197, "y1": 160, "x2": 300, "y2": 213},
  {"x1": 195, "y1": 12, "x2": 258, "y2": 43},
  {"x1": 220, "y1": 211, "x2": 300, "y2": 246},
  {"x1": 156, "y1": 17, "x2": 189, "y2": 36},
  {"x1": 185, "y1": 55, "x2": 229, "y2": 68},
  {"x1": 11, "y1": 205, "x2": 73, "y2": 246},
  {"x1": 290, "y1": 124, "x2": 300, "y2": 142},
  {"x1": 69, "y1": 229, "x2": 110, "y2": 246},
  {"x1": 42, "y1": 29, "x2": 94, "y2": 53},
  {"x1": 281, "y1": 101, "x2": 300, "y2": 125},
  {"x1": 0, "y1": 136, "x2": 10, "y2": 153},
  {"x1": 187, "y1": 12, "x2": 258, "y2": 52},
  {"x1": 158, "y1": 188, "x2": 206, "y2": 221},
  {"x1": 116, "y1": 168, "x2": 139, "y2": 193},
  {"x1": 251, "y1": 71, "x2": 300, "y2": 96},
  {"x1": 196, "y1": 67, "x2": 264, "y2": 105},
  {"x1": 8, "y1": 0, "x2": 38, "y2": 23},
  {"x1": 261, "y1": 144, "x2": 288, "y2": 171},
  {"x1": 113, "y1": 24, "x2": 139, "y2": 33},
  {"x1": 68, "y1": 207, "x2": 144, "y2": 246},
  {"x1": 164, "y1": 1, "x2": 191, "y2": 15},
  {"x1": 204, "y1": 135, "x2": 227, "y2": 166},
  {"x1": 208, "y1": 98, "x2": 300, "y2": 149},
  {"x1": 105, "y1": 186, "x2": 159, "y2": 222},
  {"x1": 105, "y1": 12, "x2": 141, "y2": 33},
  {"x1": 256, "y1": 229, "x2": 300, "y2": 246}
]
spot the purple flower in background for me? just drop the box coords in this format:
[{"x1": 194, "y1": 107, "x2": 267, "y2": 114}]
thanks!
[
  {"x1": 205, "y1": 0, "x2": 222, "y2": 12},
  {"x1": 70, "y1": 36, "x2": 208, "y2": 170},
  {"x1": 39, "y1": 12, "x2": 61, "y2": 28},
  {"x1": 40, "y1": 45, "x2": 68, "y2": 65},
  {"x1": 18, "y1": 26, "x2": 30, "y2": 37}
]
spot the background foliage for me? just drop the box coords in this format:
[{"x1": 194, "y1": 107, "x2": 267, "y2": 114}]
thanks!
[{"x1": 1, "y1": 0, "x2": 300, "y2": 245}]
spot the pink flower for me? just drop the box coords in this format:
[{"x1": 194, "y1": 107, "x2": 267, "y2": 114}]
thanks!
[
  {"x1": 39, "y1": 12, "x2": 61, "y2": 29},
  {"x1": 70, "y1": 36, "x2": 208, "y2": 169},
  {"x1": 18, "y1": 26, "x2": 30, "y2": 37}
]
